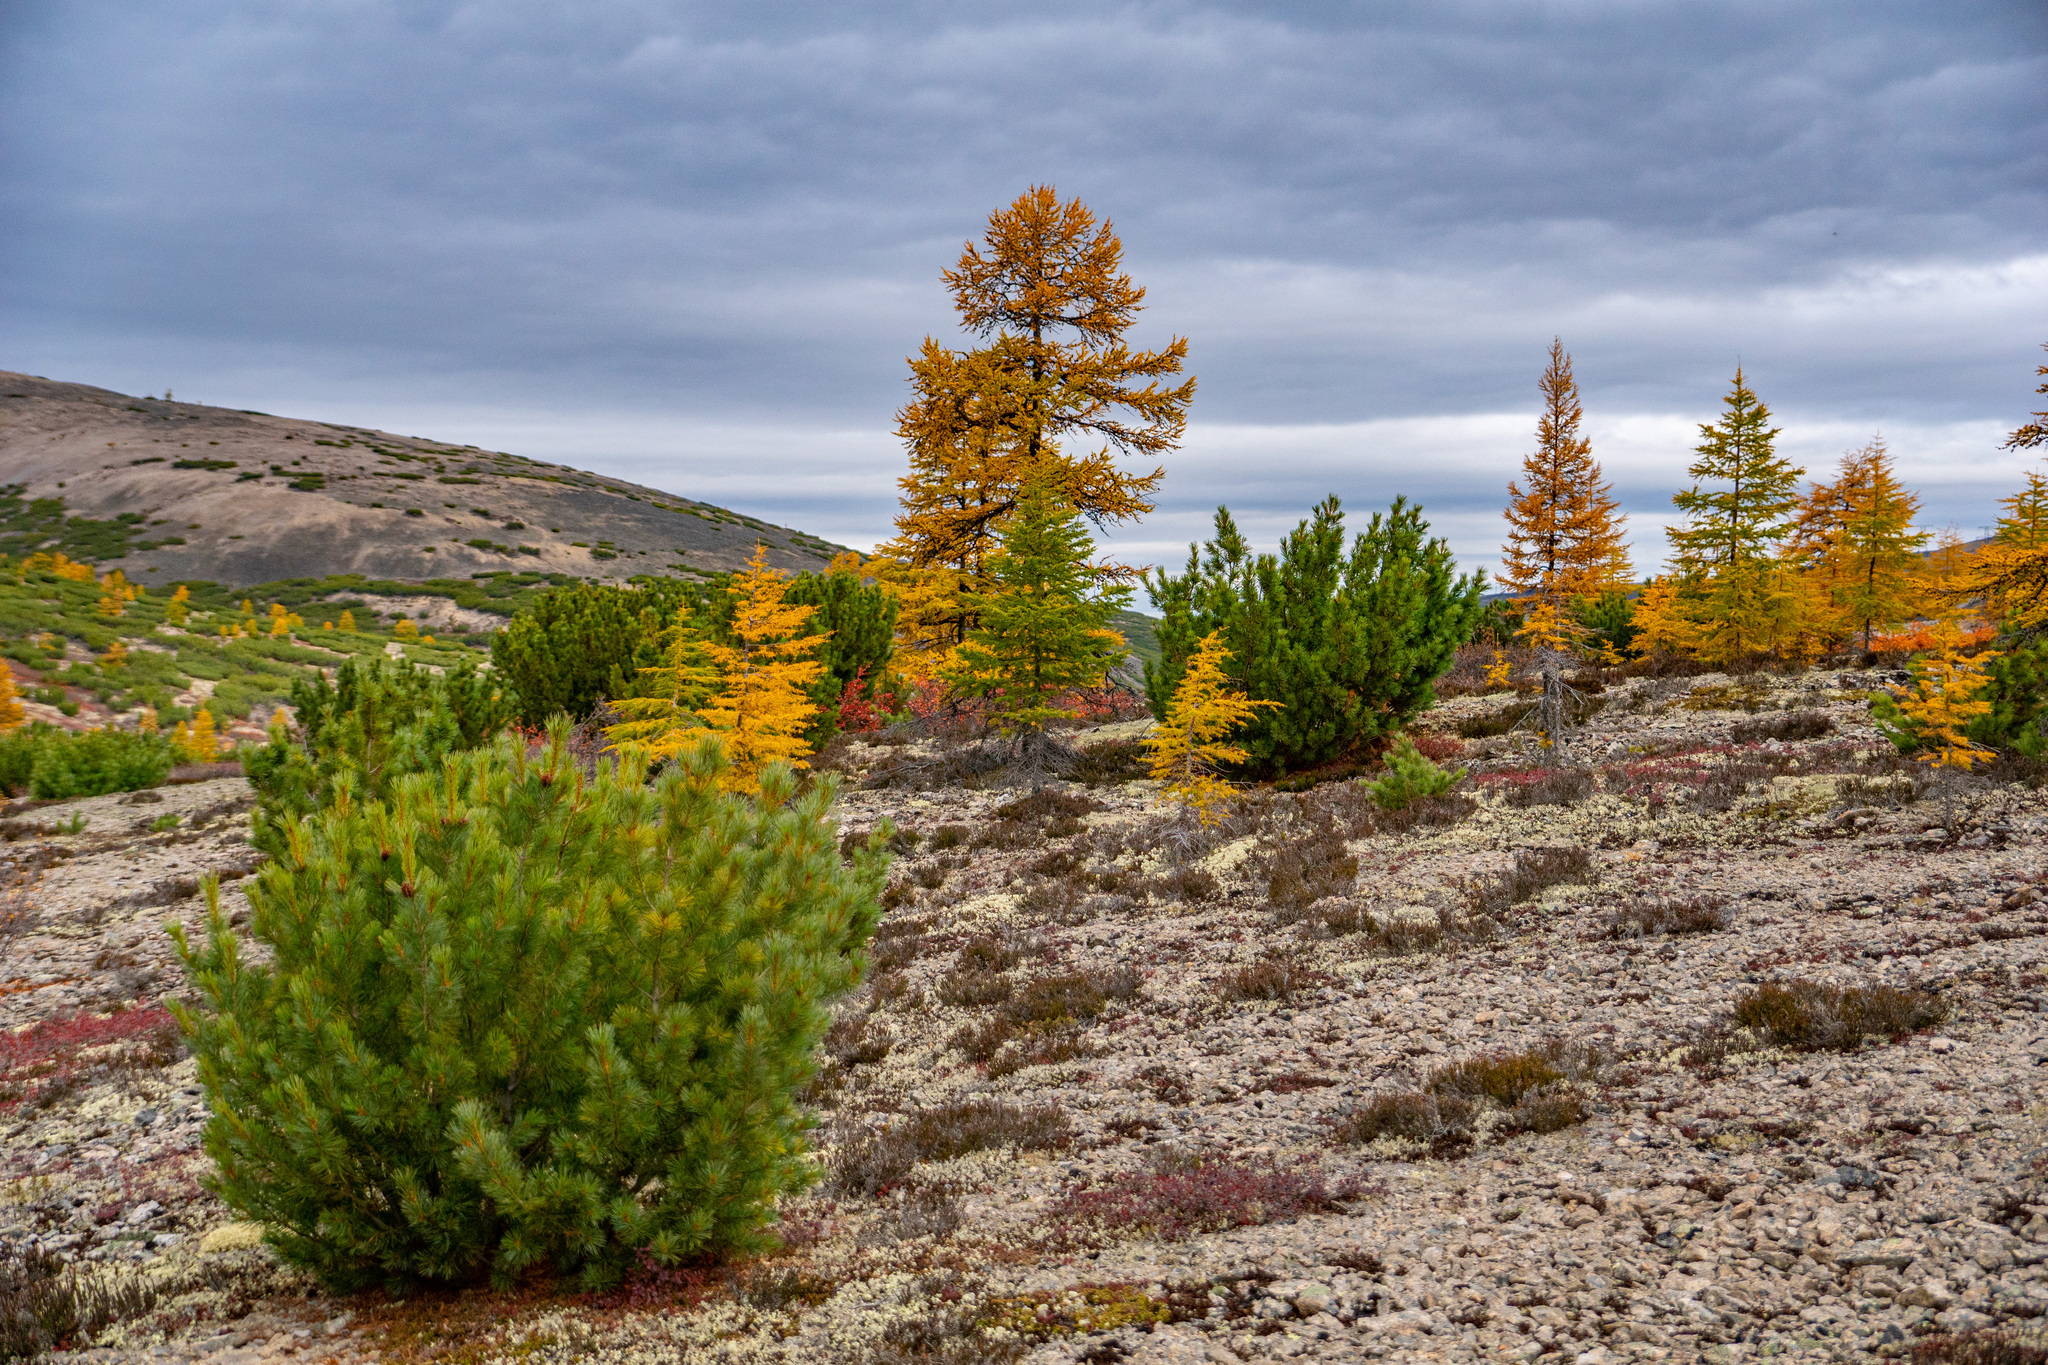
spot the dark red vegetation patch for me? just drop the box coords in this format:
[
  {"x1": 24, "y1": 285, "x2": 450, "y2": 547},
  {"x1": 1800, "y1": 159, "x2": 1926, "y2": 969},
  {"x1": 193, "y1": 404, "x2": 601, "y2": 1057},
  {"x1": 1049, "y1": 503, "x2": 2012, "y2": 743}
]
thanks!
[
  {"x1": 1049, "y1": 1160, "x2": 1368, "y2": 1242},
  {"x1": 0, "y1": 1002, "x2": 181, "y2": 1111}
]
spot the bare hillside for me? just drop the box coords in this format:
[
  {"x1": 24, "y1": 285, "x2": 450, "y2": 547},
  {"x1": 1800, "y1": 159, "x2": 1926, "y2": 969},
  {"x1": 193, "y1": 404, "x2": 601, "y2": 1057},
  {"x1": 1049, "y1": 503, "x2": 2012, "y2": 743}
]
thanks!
[{"x1": 0, "y1": 371, "x2": 843, "y2": 586}]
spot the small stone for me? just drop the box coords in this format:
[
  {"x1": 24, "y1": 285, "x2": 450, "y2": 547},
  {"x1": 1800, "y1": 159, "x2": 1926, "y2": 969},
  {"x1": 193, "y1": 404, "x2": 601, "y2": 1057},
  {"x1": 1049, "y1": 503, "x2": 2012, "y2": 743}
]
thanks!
[
  {"x1": 132, "y1": 1107, "x2": 158, "y2": 1126},
  {"x1": 1842, "y1": 1238, "x2": 1919, "y2": 1269},
  {"x1": 1255, "y1": 1296, "x2": 1292, "y2": 1319},
  {"x1": 1935, "y1": 1307, "x2": 1997, "y2": 1333},
  {"x1": 1897, "y1": 1281, "x2": 1954, "y2": 1310},
  {"x1": 1928, "y1": 1037, "x2": 1956, "y2": 1053},
  {"x1": 126, "y1": 1200, "x2": 163, "y2": 1225},
  {"x1": 1289, "y1": 1283, "x2": 1332, "y2": 1316}
]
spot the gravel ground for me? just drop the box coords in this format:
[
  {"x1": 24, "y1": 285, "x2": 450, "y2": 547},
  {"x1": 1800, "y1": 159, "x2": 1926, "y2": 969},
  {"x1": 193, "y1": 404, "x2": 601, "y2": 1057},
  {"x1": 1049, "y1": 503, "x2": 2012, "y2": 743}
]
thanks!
[{"x1": 4, "y1": 665, "x2": 2047, "y2": 1365}]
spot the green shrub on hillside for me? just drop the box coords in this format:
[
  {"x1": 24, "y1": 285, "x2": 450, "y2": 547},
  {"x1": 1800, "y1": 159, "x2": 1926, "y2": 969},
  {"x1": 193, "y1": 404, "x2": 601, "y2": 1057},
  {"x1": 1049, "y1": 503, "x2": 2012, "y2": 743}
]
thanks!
[
  {"x1": 782, "y1": 567, "x2": 898, "y2": 733},
  {"x1": 1146, "y1": 497, "x2": 1485, "y2": 777},
  {"x1": 0, "y1": 724, "x2": 175, "y2": 799},
  {"x1": 173, "y1": 724, "x2": 887, "y2": 1291}
]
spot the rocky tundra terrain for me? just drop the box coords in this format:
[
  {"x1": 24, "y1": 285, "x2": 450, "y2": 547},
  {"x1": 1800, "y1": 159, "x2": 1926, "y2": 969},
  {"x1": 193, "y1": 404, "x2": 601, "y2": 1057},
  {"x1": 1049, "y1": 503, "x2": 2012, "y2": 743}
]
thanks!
[{"x1": 4, "y1": 663, "x2": 2048, "y2": 1364}]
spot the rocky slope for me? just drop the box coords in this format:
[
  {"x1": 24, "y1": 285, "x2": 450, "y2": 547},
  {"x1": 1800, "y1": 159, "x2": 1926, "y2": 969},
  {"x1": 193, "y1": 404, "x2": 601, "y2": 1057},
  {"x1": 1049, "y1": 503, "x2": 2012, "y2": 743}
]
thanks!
[
  {"x1": 0, "y1": 371, "x2": 843, "y2": 586},
  {"x1": 4, "y1": 665, "x2": 2048, "y2": 1365}
]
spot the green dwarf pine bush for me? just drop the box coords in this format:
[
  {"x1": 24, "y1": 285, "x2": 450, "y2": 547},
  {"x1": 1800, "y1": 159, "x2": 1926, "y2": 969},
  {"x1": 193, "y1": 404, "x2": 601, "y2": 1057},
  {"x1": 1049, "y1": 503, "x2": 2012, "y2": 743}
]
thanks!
[
  {"x1": 244, "y1": 657, "x2": 514, "y2": 828},
  {"x1": 1572, "y1": 589, "x2": 1636, "y2": 659},
  {"x1": 1367, "y1": 735, "x2": 1467, "y2": 810},
  {"x1": 171, "y1": 721, "x2": 887, "y2": 1291},
  {"x1": 1145, "y1": 496, "x2": 1484, "y2": 777},
  {"x1": 492, "y1": 580, "x2": 700, "y2": 727},
  {"x1": 0, "y1": 725, "x2": 174, "y2": 799},
  {"x1": 1970, "y1": 637, "x2": 2048, "y2": 757},
  {"x1": 782, "y1": 567, "x2": 899, "y2": 738}
]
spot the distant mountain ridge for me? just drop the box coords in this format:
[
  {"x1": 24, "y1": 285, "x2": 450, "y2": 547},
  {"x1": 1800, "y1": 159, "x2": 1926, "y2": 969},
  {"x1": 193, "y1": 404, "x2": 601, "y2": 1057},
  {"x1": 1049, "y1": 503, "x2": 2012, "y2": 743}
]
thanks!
[{"x1": 0, "y1": 370, "x2": 845, "y2": 587}]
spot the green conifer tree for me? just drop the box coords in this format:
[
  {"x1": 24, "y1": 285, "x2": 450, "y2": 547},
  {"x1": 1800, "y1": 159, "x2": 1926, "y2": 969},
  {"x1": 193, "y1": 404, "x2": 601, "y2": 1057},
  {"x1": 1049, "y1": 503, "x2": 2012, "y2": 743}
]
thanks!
[
  {"x1": 944, "y1": 483, "x2": 1132, "y2": 761},
  {"x1": 1146, "y1": 496, "x2": 1484, "y2": 777},
  {"x1": 492, "y1": 580, "x2": 700, "y2": 727},
  {"x1": 1667, "y1": 370, "x2": 1804, "y2": 663},
  {"x1": 782, "y1": 563, "x2": 899, "y2": 738},
  {"x1": 172, "y1": 721, "x2": 887, "y2": 1292},
  {"x1": 1367, "y1": 734, "x2": 1467, "y2": 810}
]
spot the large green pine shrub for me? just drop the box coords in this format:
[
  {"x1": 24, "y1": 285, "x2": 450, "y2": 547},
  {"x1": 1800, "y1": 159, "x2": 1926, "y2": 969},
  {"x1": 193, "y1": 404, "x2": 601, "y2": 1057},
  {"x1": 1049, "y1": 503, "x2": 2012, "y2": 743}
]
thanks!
[
  {"x1": 1145, "y1": 496, "x2": 1485, "y2": 776},
  {"x1": 172, "y1": 722, "x2": 887, "y2": 1291}
]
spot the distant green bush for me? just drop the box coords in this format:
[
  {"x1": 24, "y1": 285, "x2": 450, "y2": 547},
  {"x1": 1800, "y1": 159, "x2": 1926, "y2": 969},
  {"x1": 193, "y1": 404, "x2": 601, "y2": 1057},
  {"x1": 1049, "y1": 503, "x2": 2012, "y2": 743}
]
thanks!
[
  {"x1": 1146, "y1": 497, "x2": 1485, "y2": 777},
  {"x1": 0, "y1": 725, "x2": 175, "y2": 799},
  {"x1": 492, "y1": 579, "x2": 698, "y2": 726},
  {"x1": 783, "y1": 568, "x2": 898, "y2": 738},
  {"x1": 0, "y1": 728, "x2": 36, "y2": 795}
]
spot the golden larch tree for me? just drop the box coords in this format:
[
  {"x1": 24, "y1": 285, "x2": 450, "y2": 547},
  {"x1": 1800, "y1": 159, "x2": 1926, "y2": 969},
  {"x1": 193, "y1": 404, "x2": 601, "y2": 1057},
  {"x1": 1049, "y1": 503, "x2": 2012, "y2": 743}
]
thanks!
[
  {"x1": 0, "y1": 666, "x2": 23, "y2": 732},
  {"x1": 1500, "y1": 339, "x2": 1630, "y2": 628},
  {"x1": 173, "y1": 708, "x2": 220, "y2": 763},
  {"x1": 1143, "y1": 631, "x2": 1278, "y2": 826},
  {"x1": 1792, "y1": 439, "x2": 1928, "y2": 650},
  {"x1": 1994, "y1": 469, "x2": 2048, "y2": 550},
  {"x1": 2002, "y1": 342, "x2": 2047, "y2": 453},
  {"x1": 1835, "y1": 439, "x2": 1929, "y2": 649},
  {"x1": 1891, "y1": 621, "x2": 1999, "y2": 771},
  {"x1": 880, "y1": 186, "x2": 1195, "y2": 671},
  {"x1": 165, "y1": 584, "x2": 191, "y2": 627},
  {"x1": 1784, "y1": 448, "x2": 1868, "y2": 604},
  {"x1": 1942, "y1": 352, "x2": 2048, "y2": 628},
  {"x1": 609, "y1": 544, "x2": 826, "y2": 793}
]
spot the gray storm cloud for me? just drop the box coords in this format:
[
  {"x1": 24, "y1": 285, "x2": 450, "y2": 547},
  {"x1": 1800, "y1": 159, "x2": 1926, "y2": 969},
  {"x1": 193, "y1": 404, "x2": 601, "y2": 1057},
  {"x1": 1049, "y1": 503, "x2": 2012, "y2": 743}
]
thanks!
[{"x1": 2, "y1": 0, "x2": 2042, "y2": 578}]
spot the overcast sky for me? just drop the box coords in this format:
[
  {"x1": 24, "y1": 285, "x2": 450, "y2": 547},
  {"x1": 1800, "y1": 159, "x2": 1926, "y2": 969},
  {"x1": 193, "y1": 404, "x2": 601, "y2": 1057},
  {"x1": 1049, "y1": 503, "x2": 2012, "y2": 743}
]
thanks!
[{"x1": 4, "y1": 1, "x2": 2043, "y2": 585}]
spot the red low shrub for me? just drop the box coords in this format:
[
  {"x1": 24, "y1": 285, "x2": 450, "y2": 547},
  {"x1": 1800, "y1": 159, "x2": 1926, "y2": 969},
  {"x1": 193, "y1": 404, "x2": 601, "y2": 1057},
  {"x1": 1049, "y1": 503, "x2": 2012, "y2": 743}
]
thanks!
[
  {"x1": 1049, "y1": 1160, "x2": 1366, "y2": 1241},
  {"x1": 0, "y1": 1002, "x2": 181, "y2": 1110}
]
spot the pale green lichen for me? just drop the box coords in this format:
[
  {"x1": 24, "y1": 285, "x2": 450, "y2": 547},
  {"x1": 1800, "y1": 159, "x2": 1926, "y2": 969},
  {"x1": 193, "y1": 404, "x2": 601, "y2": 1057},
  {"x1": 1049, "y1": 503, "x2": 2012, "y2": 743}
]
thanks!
[{"x1": 978, "y1": 1283, "x2": 1170, "y2": 1337}]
